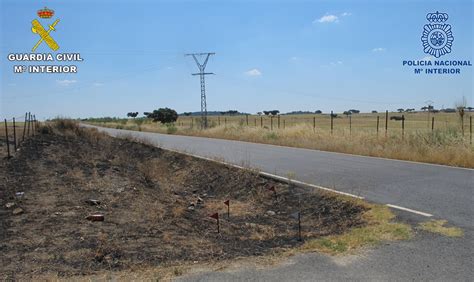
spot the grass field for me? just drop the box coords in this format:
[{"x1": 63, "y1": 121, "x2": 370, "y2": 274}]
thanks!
[{"x1": 85, "y1": 111, "x2": 474, "y2": 168}]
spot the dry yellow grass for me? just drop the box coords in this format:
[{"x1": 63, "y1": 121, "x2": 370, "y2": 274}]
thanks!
[
  {"x1": 419, "y1": 220, "x2": 464, "y2": 237},
  {"x1": 89, "y1": 114, "x2": 474, "y2": 168}
]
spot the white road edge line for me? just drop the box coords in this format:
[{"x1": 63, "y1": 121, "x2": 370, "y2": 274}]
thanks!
[
  {"x1": 386, "y1": 204, "x2": 433, "y2": 217},
  {"x1": 87, "y1": 125, "x2": 435, "y2": 218}
]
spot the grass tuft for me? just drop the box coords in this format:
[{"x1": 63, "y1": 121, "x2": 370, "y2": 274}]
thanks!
[
  {"x1": 419, "y1": 220, "x2": 463, "y2": 237},
  {"x1": 298, "y1": 203, "x2": 412, "y2": 255}
]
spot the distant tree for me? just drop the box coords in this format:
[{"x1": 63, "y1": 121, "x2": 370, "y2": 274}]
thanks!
[
  {"x1": 257, "y1": 112, "x2": 263, "y2": 116},
  {"x1": 371, "y1": 110, "x2": 378, "y2": 114},
  {"x1": 405, "y1": 108, "x2": 415, "y2": 112},
  {"x1": 442, "y1": 108, "x2": 456, "y2": 113},
  {"x1": 349, "y1": 109, "x2": 360, "y2": 114},
  {"x1": 270, "y1": 110, "x2": 280, "y2": 116},
  {"x1": 145, "y1": 108, "x2": 178, "y2": 124},
  {"x1": 343, "y1": 111, "x2": 352, "y2": 117},
  {"x1": 263, "y1": 111, "x2": 270, "y2": 116},
  {"x1": 397, "y1": 108, "x2": 404, "y2": 113},
  {"x1": 127, "y1": 112, "x2": 139, "y2": 118},
  {"x1": 421, "y1": 106, "x2": 428, "y2": 112},
  {"x1": 467, "y1": 107, "x2": 473, "y2": 112},
  {"x1": 315, "y1": 110, "x2": 322, "y2": 114},
  {"x1": 330, "y1": 113, "x2": 338, "y2": 118},
  {"x1": 183, "y1": 112, "x2": 192, "y2": 116}
]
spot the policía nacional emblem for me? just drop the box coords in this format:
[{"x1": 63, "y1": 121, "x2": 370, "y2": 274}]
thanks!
[{"x1": 421, "y1": 11, "x2": 453, "y2": 58}]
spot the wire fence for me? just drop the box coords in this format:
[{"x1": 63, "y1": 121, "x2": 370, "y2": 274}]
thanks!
[
  {"x1": 1, "y1": 112, "x2": 39, "y2": 159},
  {"x1": 172, "y1": 111, "x2": 473, "y2": 144}
]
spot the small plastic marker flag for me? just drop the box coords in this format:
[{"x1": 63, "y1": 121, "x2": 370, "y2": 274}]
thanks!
[
  {"x1": 224, "y1": 200, "x2": 229, "y2": 206},
  {"x1": 209, "y1": 212, "x2": 219, "y2": 220}
]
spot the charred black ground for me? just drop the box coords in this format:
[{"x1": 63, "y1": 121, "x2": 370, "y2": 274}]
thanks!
[{"x1": 0, "y1": 121, "x2": 367, "y2": 279}]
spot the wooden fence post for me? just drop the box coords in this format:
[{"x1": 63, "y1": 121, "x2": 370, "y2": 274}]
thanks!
[
  {"x1": 278, "y1": 115, "x2": 280, "y2": 129},
  {"x1": 270, "y1": 116, "x2": 273, "y2": 130},
  {"x1": 225, "y1": 117, "x2": 227, "y2": 127},
  {"x1": 385, "y1": 110, "x2": 388, "y2": 137},
  {"x1": 246, "y1": 114, "x2": 249, "y2": 126},
  {"x1": 283, "y1": 119, "x2": 286, "y2": 129},
  {"x1": 255, "y1": 118, "x2": 257, "y2": 127},
  {"x1": 13, "y1": 118, "x2": 17, "y2": 151},
  {"x1": 22, "y1": 113, "x2": 27, "y2": 142},
  {"x1": 349, "y1": 115, "x2": 352, "y2": 135},
  {"x1": 260, "y1": 117, "x2": 263, "y2": 128},
  {"x1": 470, "y1": 116, "x2": 472, "y2": 145},
  {"x1": 431, "y1": 117, "x2": 435, "y2": 132},
  {"x1": 313, "y1": 116, "x2": 316, "y2": 132},
  {"x1": 27, "y1": 112, "x2": 31, "y2": 137},
  {"x1": 402, "y1": 115, "x2": 405, "y2": 139},
  {"x1": 4, "y1": 119, "x2": 10, "y2": 159},
  {"x1": 218, "y1": 116, "x2": 220, "y2": 126}
]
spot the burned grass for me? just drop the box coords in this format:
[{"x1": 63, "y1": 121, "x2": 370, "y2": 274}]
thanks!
[{"x1": 1, "y1": 121, "x2": 374, "y2": 279}]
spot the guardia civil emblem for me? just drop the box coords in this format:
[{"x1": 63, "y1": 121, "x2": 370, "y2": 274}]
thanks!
[{"x1": 421, "y1": 11, "x2": 453, "y2": 58}]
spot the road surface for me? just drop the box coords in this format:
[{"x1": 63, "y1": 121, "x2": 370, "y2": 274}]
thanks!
[{"x1": 84, "y1": 125, "x2": 473, "y2": 281}]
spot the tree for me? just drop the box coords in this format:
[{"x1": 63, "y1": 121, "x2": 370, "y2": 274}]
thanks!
[
  {"x1": 315, "y1": 110, "x2": 322, "y2": 114},
  {"x1": 467, "y1": 107, "x2": 473, "y2": 112},
  {"x1": 343, "y1": 111, "x2": 351, "y2": 117},
  {"x1": 263, "y1": 111, "x2": 270, "y2": 116},
  {"x1": 270, "y1": 110, "x2": 279, "y2": 116},
  {"x1": 127, "y1": 112, "x2": 139, "y2": 118},
  {"x1": 349, "y1": 109, "x2": 360, "y2": 114},
  {"x1": 145, "y1": 108, "x2": 178, "y2": 124},
  {"x1": 397, "y1": 108, "x2": 404, "y2": 113},
  {"x1": 257, "y1": 112, "x2": 262, "y2": 116},
  {"x1": 421, "y1": 106, "x2": 428, "y2": 112},
  {"x1": 371, "y1": 110, "x2": 378, "y2": 114},
  {"x1": 183, "y1": 112, "x2": 192, "y2": 116}
]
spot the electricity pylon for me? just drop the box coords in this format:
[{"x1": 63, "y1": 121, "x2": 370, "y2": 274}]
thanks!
[{"x1": 185, "y1": 52, "x2": 215, "y2": 129}]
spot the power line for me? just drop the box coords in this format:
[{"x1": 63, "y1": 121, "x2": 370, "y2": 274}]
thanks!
[{"x1": 185, "y1": 52, "x2": 215, "y2": 129}]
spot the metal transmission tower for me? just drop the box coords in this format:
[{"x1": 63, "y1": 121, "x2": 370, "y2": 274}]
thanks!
[{"x1": 185, "y1": 52, "x2": 215, "y2": 129}]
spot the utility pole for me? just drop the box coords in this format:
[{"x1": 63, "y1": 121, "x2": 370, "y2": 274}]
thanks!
[{"x1": 185, "y1": 52, "x2": 215, "y2": 129}]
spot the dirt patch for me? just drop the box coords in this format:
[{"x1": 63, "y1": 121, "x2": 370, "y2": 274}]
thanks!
[{"x1": 0, "y1": 122, "x2": 367, "y2": 279}]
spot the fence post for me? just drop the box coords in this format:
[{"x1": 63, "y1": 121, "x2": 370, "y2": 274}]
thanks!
[
  {"x1": 255, "y1": 118, "x2": 257, "y2": 127},
  {"x1": 260, "y1": 117, "x2": 263, "y2": 128},
  {"x1": 4, "y1": 119, "x2": 10, "y2": 159},
  {"x1": 22, "y1": 113, "x2": 27, "y2": 142},
  {"x1": 402, "y1": 115, "x2": 405, "y2": 139},
  {"x1": 385, "y1": 110, "x2": 388, "y2": 137},
  {"x1": 270, "y1": 116, "x2": 273, "y2": 130},
  {"x1": 431, "y1": 117, "x2": 435, "y2": 132},
  {"x1": 27, "y1": 112, "x2": 31, "y2": 137},
  {"x1": 376, "y1": 116, "x2": 380, "y2": 136},
  {"x1": 13, "y1": 118, "x2": 17, "y2": 151},
  {"x1": 225, "y1": 117, "x2": 227, "y2": 127},
  {"x1": 283, "y1": 119, "x2": 286, "y2": 129},
  {"x1": 277, "y1": 115, "x2": 280, "y2": 129},
  {"x1": 32, "y1": 115, "x2": 36, "y2": 134},
  {"x1": 330, "y1": 111, "x2": 334, "y2": 135},
  {"x1": 218, "y1": 116, "x2": 220, "y2": 126},
  {"x1": 349, "y1": 115, "x2": 352, "y2": 135},
  {"x1": 191, "y1": 118, "x2": 194, "y2": 128},
  {"x1": 313, "y1": 116, "x2": 316, "y2": 132},
  {"x1": 470, "y1": 116, "x2": 472, "y2": 145},
  {"x1": 246, "y1": 114, "x2": 249, "y2": 126}
]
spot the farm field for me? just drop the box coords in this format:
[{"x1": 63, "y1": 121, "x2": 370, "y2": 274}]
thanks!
[
  {"x1": 0, "y1": 120, "x2": 410, "y2": 280},
  {"x1": 85, "y1": 111, "x2": 474, "y2": 168}
]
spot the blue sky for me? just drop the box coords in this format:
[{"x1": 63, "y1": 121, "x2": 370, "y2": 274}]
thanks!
[{"x1": 1, "y1": 0, "x2": 472, "y2": 119}]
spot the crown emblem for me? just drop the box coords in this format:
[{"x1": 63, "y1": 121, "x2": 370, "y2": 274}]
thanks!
[
  {"x1": 37, "y1": 7, "x2": 54, "y2": 19},
  {"x1": 426, "y1": 11, "x2": 448, "y2": 23}
]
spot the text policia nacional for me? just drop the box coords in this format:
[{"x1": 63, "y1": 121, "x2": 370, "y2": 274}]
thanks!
[{"x1": 8, "y1": 53, "x2": 83, "y2": 74}]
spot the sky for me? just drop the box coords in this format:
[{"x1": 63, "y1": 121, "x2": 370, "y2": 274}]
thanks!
[{"x1": 1, "y1": 0, "x2": 473, "y2": 120}]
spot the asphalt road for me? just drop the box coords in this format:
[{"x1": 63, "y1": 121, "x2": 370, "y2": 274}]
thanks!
[{"x1": 84, "y1": 125, "x2": 473, "y2": 281}]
